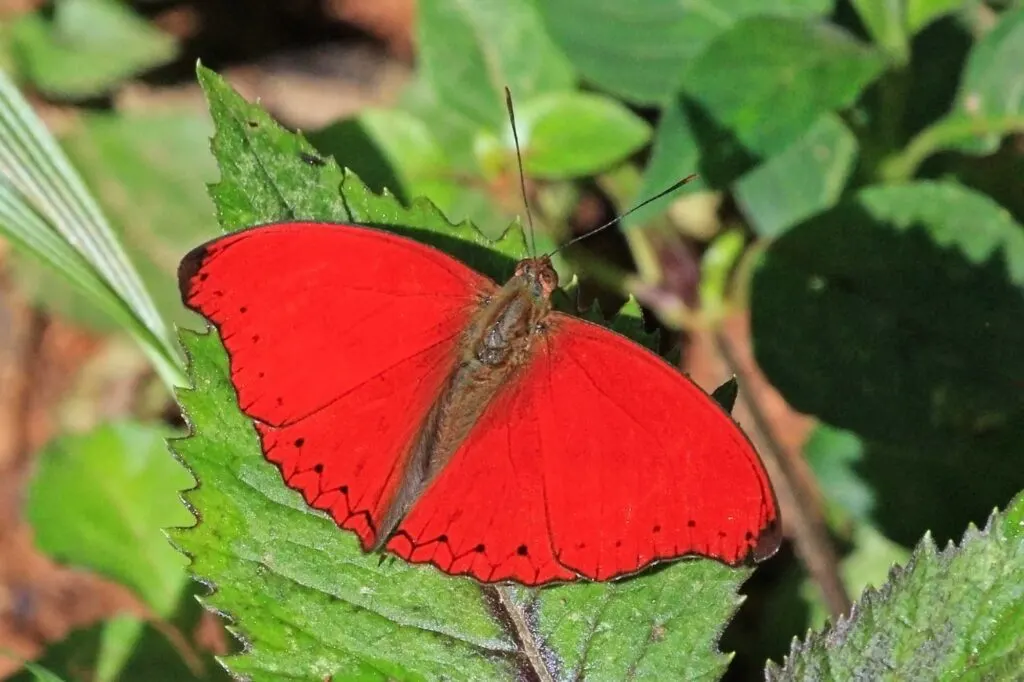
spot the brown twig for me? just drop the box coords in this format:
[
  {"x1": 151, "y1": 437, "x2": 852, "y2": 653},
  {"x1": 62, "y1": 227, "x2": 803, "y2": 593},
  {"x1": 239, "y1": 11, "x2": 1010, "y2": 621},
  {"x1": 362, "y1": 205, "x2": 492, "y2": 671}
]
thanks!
[
  {"x1": 494, "y1": 586, "x2": 553, "y2": 682},
  {"x1": 713, "y1": 332, "x2": 852, "y2": 619}
]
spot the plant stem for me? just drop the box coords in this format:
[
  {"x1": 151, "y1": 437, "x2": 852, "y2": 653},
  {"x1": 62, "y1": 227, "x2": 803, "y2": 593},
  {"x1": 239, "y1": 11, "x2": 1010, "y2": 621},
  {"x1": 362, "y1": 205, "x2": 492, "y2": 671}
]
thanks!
[
  {"x1": 881, "y1": 114, "x2": 1024, "y2": 182},
  {"x1": 713, "y1": 331, "x2": 852, "y2": 619}
]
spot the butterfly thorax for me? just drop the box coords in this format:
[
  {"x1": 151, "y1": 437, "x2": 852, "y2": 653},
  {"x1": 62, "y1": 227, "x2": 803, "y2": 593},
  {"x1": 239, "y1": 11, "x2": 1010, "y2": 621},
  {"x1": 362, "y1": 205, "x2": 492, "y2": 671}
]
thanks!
[{"x1": 370, "y1": 256, "x2": 558, "y2": 550}]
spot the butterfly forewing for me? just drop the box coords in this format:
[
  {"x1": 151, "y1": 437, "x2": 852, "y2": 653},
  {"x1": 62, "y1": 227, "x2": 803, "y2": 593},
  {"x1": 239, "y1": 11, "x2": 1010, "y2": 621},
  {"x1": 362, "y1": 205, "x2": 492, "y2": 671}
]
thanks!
[{"x1": 179, "y1": 222, "x2": 495, "y2": 549}]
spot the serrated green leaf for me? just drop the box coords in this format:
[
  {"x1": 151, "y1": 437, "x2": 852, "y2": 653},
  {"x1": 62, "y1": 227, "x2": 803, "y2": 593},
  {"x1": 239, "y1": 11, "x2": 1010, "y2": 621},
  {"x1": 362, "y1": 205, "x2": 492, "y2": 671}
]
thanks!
[
  {"x1": 10, "y1": 0, "x2": 177, "y2": 98},
  {"x1": 308, "y1": 109, "x2": 504, "y2": 241},
  {"x1": 197, "y1": 67, "x2": 352, "y2": 229},
  {"x1": 799, "y1": 524, "x2": 910, "y2": 630},
  {"x1": 735, "y1": 114, "x2": 858, "y2": 238},
  {"x1": 27, "y1": 422, "x2": 194, "y2": 615},
  {"x1": 767, "y1": 492, "x2": 1024, "y2": 681},
  {"x1": 417, "y1": 0, "x2": 574, "y2": 131},
  {"x1": 537, "y1": 0, "x2": 833, "y2": 104},
  {"x1": 751, "y1": 181, "x2": 1024, "y2": 448},
  {"x1": 680, "y1": 17, "x2": 885, "y2": 165},
  {"x1": 939, "y1": 6, "x2": 1024, "y2": 155},
  {"x1": 174, "y1": 328, "x2": 745, "y2": 680},
  {"x1": 174, "y1": 68, "x2": 755, "y2": 681},
  {"x1": 507, "y1": 92, "x2": 651, "y2": 180}
]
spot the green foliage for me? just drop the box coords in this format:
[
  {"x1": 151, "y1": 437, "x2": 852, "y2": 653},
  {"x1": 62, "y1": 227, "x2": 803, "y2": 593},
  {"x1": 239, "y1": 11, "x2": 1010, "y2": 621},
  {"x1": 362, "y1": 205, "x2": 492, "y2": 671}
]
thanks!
[
  {"x1": 3, "y1": 0, "x2": 1024, "y2": 680},
  {"x1": 169, "y1": 67, "x2": 748, "y2": 680},
  {"x1": 768, "y1": 493, "x2": 1024, "y2": 681},
  {"x1": 16, "y1": 109, "x2": 219, "y2": 330},
  {"x1": 536, "y1": 0, "x2": 832, "y2": 104},
  {"x1": 734, "y1": 115, "x2": 858, "y2": 238},
  {"x1": 28, "y1": 422, "x2": 193, "y2": 614},
  {"x1": 10, "y1": 0, "x2": 178, "y2": 98},
  {"x1": 25, "y1": 423, "x2": 199, "y2": 680},
  {"x1": 0, "y1": 69, "x2": 184, "y2": 387},
  {"x1": 418, "y1": 0, "x2": 574, "y2": 130}
]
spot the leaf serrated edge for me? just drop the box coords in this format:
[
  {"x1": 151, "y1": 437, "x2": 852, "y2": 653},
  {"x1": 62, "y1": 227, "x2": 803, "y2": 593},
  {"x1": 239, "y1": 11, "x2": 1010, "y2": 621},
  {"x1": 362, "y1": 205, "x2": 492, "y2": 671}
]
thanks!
[
  {"x1": 163, "y1": 327, "x2": 253, "y2": 675},
  {"x1": 765, "y1": 497, "x2": 1023, "y2": 679}
]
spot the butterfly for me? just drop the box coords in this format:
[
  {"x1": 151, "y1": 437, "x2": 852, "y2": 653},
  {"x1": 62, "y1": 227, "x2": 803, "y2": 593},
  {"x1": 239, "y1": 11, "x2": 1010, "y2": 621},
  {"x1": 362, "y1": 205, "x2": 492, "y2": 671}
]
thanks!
[{"x1": 178, "y1": 219, "x2": 781, "y2": 586}]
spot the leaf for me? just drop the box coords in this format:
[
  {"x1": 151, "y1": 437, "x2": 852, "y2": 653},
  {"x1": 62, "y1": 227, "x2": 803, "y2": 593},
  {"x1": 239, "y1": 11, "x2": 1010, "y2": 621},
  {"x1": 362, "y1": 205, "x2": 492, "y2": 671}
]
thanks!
[
  {"x1": 17, "y1": 584, "x2": 233, "y2": 682},
  {"x1": 172, "y1": 68, "x2": 755, "y2": 681},
  {"x1": 198, "y1": 64, "x2": 524, "y2": 282},
  {"x1": 500, "y1": 92, "x2": 651, "y2": 180},
  {"x1": 0, "y1": 70, "x2": 182, "y2": 387},
  {"x1": 850, "y1": 0, "x2": 910, "y2": 62},
  {"x1": 625, "y1": 97, "x2": 702, "y2": 228},
  {"x1": 16, "y1": 663, "x2": 66, "y2": 682},
  {"x1": 537, "y1": 0, "x2": 833, "y2": 104},
  {"x1": 680, "y1": 17, "x2": 885, "y2": 163},
  {"x1": 10, "y1": 0, "x2": 178, "y2": 98},
  {"x1": 767, "y1": 492, "x2": 1024, "y2": 681},
  {"x1": 417, "y1": 0, "x2": 574, "y2": 131},
  {"x1": 16, "y1": 110, "x2": 219, "y2": 330},
  {"x1": 905, "y1": 0, "x2": 966, "y2": 33},
  {"x1": 735, "y1": 114, "x2": 858, "y2": 238},
  {"x1": 937, "y1": 6, "x2": 1024, "y2": 155},
  {"x1": 802, "y1": 424, "x2": 874, "y2": 526},
  {"x1": 807, "y1": 422, "x2": 1023, "y2": 549},
  {"x1": 174, "y1": 327, "x2": 747, "y2": 680},
  {"x1": 26, "y1": 422, "x2": 194, "y2": 615},
  {"x1": 308, "y1": 108, "x2": 500, "y2": 234},
  {"x1": 750, "y1": 181, "x2": 1024, "y2": 447}
]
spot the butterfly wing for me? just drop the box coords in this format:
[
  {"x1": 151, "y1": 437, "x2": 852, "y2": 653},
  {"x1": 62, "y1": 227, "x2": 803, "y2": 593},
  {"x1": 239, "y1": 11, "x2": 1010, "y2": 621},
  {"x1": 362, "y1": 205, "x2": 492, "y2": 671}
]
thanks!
[
  {"x1": 388, "y1": 313, "x2": 780, "y2": 584},
  {"x1": 179, "y1": 222, "x2": 495, "y2": 549}
]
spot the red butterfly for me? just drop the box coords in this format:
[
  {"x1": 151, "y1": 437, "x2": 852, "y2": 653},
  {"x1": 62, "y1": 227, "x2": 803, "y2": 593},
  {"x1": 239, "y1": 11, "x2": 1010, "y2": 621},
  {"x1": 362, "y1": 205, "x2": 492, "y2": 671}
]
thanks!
[{"x1": 178, "y1": 221, "x2": 780, "y2": 586}]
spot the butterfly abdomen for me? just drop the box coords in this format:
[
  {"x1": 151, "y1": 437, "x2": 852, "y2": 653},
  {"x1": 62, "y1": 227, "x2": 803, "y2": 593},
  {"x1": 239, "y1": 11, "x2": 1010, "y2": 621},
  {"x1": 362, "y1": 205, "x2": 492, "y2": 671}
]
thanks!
[{"x1": 371, "y1": 272, "x2": 551, "y2": 549}]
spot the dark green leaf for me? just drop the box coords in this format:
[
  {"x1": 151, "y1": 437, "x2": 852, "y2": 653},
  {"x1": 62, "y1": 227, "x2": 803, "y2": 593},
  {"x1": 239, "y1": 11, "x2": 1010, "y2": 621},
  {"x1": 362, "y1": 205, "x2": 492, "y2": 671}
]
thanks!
[
  {"x1": 751, "y1": 181, "x2": 1024, "y2": 447},
  {"x1": 735, "y1": 114, "x2": 858, "y2": 238},
  {"x1": 767, "y1": 493, "x2": 1024, "y2": 681},
  {"x1": 11, "y1": 0, "x2": 177, "y2": 98},
  {"x1": 172, "y1": 68, "x2": 755, "y2": 681},
  {"x1": 512, "y1": 92, "x2": 651, "y2": 179},
  {"x1": 681, "y1": 17, "x2": 885, "y2": 164},
  {"x1": 417, "y1": 0, "x2": 574, "y2": 130},
  {"x1": 537, "y1": 0, "x2": 833, "y2": 104}
]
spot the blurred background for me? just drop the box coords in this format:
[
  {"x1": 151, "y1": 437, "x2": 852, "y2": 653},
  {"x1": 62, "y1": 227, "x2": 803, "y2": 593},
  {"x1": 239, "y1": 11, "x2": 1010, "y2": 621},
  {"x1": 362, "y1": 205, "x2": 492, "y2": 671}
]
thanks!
[{"x1": 0, "y1": 0, "x2": 1022, "y2": 680}]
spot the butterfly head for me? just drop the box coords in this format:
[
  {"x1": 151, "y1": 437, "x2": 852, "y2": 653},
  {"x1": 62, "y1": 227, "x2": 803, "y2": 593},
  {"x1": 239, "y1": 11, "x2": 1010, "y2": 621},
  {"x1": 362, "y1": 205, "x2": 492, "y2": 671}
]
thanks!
[{"x1": 514, "y1": 256, "x2": 558, "y2": 302}]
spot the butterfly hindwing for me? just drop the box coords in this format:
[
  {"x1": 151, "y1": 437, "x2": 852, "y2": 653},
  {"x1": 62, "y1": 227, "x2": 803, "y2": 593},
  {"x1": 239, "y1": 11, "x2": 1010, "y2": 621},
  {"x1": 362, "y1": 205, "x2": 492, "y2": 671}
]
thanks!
[{"x1": 389, "y1": 314, "x2": 780, "y2": 584}]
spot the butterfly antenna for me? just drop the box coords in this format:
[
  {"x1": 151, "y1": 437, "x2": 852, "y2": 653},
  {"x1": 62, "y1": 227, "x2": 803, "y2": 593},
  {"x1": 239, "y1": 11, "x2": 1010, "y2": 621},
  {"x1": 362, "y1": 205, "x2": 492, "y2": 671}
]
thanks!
[
  {"x1": 549, "y1": 174, "x2": 699, "y2": 257},
  {"x1": 505, "y1": 87, "x2": 538, "y2": 257}
]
